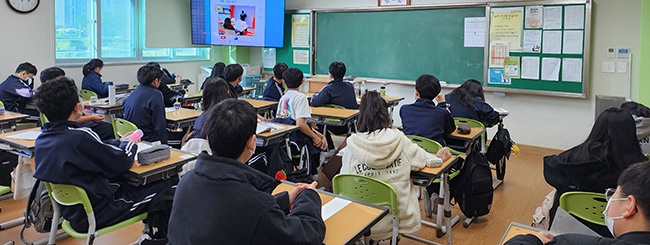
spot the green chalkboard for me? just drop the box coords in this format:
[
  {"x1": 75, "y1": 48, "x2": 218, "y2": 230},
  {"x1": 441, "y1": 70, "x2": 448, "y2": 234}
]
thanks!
[
  {"x1": 266, "y1": 13, "x2": 310, "y2": 74},
  {"x1": 315, "y1": 7, "x2": 486, "y2": 84}
]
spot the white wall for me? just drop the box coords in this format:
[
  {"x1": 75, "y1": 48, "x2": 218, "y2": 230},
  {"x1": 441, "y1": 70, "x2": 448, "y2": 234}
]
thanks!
[{"x1": 278, "y1": 0, "x2": 642, "y2": 150}]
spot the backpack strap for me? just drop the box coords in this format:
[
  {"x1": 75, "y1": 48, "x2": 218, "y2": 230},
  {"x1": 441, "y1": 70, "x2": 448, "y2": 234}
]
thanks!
[{"x1": 20, "y1": 179, "x2": 41, "y2": 245}]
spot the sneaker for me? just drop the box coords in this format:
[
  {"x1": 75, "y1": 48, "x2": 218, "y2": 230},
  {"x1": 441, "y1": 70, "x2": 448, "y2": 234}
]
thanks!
[
  {"x1": 430, "y1": 193, "x2": 440, "y2": 216},
  {"x1": 423, "y1": 188, "x2": 432, "y2": 218},
  {"x1": 135, "y1": 233, "x2": 168, "y2": 245}
]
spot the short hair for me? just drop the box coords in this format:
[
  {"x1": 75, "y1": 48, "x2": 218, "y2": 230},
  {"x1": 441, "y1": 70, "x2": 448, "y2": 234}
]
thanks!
[
  {"x1": 282, "y1": 68, "x2": 304, "y2": 88},
  {"x1": 204, "y1": 99, "x2": 257, "y2": 159},
  {"x1": 618, "y1": 161, "x2": 650, "y2": 222},
  {"x1": 82, "y1": 59, "x2": 103, "y2": 76},
  {"x1": 415, "y1": 74, "x2": 441, "y2": 100},
  {"x1": 34, "y1": 77, "x2": 79, "y2": 122},
  {"x1": 40, "y1": 67, "x2": 65, "y2": 83},
  {"x1": 328, "y1": 62, "x2": 346, "y2": 80},
  {"x1": 357, "y1": 91, "x2": 390, "y2": 133},
  {"x1": 621, "y1": 101, "x2": 650, "y2": 118},
  {"x1": 273, "y1": 63, "x2": 289, "y2": 79},
  {"x1": 137, "y1": 65, "x2": 164, "y2": 85},
  {"x1": 15, "y1": 62, "x2": 37, "y2": 75},
  {"x1": 146, "y1": 61, "x2": 161, "y2": 69},
  {"x1": 223, "y1": 64, "x2": 243, "y2": 83},
  {"x1": 202, "y1": 77, "x2": 230, "y2": 110}
]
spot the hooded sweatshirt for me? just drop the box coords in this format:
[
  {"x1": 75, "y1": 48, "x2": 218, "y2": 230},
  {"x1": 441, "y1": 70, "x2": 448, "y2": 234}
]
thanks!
[
  {"x1": 341, "y1": 128, "x2": 441, "y2": 240},
  {"x1": 633, "y1": 115, "x2": 650, "y2": 155}
]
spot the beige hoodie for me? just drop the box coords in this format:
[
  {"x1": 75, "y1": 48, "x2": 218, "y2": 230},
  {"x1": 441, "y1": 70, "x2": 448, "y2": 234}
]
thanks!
[
  {"x1": 634, "y1": 116, "x2": 650, "y2": 155},
  {"x1": 341, "y1": 128, "x2": 440, "y2": 240}
]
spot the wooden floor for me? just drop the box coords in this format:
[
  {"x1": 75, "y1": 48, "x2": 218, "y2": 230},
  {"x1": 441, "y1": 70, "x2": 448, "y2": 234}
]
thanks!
[{"x1": 0, "y1": 144, "x2": 560, "y2": 245}]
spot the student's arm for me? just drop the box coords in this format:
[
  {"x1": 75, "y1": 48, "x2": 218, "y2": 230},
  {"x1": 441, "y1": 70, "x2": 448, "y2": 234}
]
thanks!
[
  {"x1": 94, "y1": 78, "x2": 110, "y2": 98},
  {"x1": 504, "y1": 234, "x2": 544, "y2": 245},
  {"x1": 152, "y1": 96, "x2": 169, "y2": 144},
  {"x1": 309, "y1": 87, "x2": 331, "y2": 107},
  {"x1": 75, "y1": 114, "x2": 104, "y2": 123},
  {"x1": 81, "y1": 133, "x2": 138, "y2": 178},
  {"x1": 439, "y1": 96, "x2": 456, "y2": 135},
  {"x1": 475, "y1": 98, "x2": 500, "y2": 127},
  {"x1": 158, "y1": 84, "x2": 177, "y2": 107},
  {"x1": 296, "y1": 118, "x2": 327, "y2": 150},
  {"x1": 273, "y1": 191, "x2": 291, "y2": 215},
  {"x1": 401, "y1": 134, "x2": 444, "y2": 170}
]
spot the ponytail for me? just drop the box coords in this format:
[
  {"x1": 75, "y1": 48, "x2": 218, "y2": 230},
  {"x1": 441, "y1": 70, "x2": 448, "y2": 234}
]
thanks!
[{"x1": 82, "y1": 59, "x2": 104, "y2": 76}]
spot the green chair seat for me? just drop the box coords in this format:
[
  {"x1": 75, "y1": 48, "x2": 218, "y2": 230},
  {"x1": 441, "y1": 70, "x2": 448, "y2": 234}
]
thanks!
[
  {"x1": 112, "y1": 118, "x2": 138, "y2": 139},
  {"x1": 80, "y1": 89, "x2": 99, "y2": 101},
  {"x1": 559, "y1": 191, "x2": 607, "y2": 226},
  {"x1": 0, "y1": 185, "x2": 11, "y2": 196}
]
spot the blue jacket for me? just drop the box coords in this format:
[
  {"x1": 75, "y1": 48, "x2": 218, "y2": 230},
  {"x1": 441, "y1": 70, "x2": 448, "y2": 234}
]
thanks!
[
  {"x1": 310, "y1": 79, "x2": 359, "y2": 109},
  {"x1": 0, "y1": 75, "x2": 33, "y2": 111},
  {"x1": 123, "y1": 84, "x2": 168, "y2": 144},
  {"x1": 261, "y1": 77, "x2": 285, "y2": 102},
  {"x1": 228, "y1": 82, "x2": 240, "y2": 99},
  {"x1": 445, "y1": 93, "x2": 500, "y2": 127},
  {"x1": 400, "y1": 98, "x2": 455, "y2": 146},
  {"x1": 168, "y1": 153, "x2": 325, "y2": 244},
  {"x1": 33, "y1": 121, "x2": 137, "y2": 230},
  {"x1": 192, "y1": 112, "x2": 207, "y2": 139},
  {"x1": 81, "y1": 71, "x2": 111, "y2": 98}
]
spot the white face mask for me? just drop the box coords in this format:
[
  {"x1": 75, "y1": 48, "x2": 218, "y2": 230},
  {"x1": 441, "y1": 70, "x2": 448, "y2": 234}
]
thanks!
[{"x1": 603, "y1": 197, "x2": 626, "y2": 237}]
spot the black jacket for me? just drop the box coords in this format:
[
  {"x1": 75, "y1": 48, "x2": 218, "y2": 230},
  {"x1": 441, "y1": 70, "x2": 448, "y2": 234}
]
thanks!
[
  {"x1": 445, "y1": 93, "x2": 500, "y2": 127},
  {"x1": 505, "y1": 231, "x2": 650, "y2": 245},
  {"x1": 0, "y1": 75, "x2": 33, "y2": 111},
  {"x1": 400, "y1": 98, "x2": 455, "y2": 146},
  {"x1": 168, "y1": 153, "x2": 326, "y2": 244},
  {"x1": 123, "y1": 84, "x2": 168, "y2": 144},
  {"x1": 310, "y1": 79, "x2": 359, "y2": 109},
  {"x1": 157, "y1": 83, "x2": 184, "y2": 107}
]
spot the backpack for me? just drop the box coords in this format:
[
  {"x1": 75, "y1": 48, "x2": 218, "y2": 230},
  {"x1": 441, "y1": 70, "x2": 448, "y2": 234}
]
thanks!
[
  {"x1": 144, "y1": 187, "x2": 175, "y2": 241},
  {"x1": 20, "y1": 180, "x2": 58, "y2": 244},
  {"x1": 454, "y1": 151, "x2": 493, "y2": 218},
  {"x1": 485, "y1": 127, "x2": 514, "y2": 180},
  {"x1": 248, "y1": 142, "x2": 312, "y2": 184}
]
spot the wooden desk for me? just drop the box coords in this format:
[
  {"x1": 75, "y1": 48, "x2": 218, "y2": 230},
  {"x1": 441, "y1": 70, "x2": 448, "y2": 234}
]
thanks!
[
  {"x1": 169, "y1": 83, "x2": 184, "y2": 91},
  {"x1": 306, "y1": 92, "x2": 403, "y2": 123},
  {"x1": 83, "y1": 101, "x2": 124, "y2": 121},
  {"x1": 0, "y1": 128, "x2": 39, "y2": 158},
  {"x1": 446, "y1": 126, "x2": 485, "y2": 155},
  {"x1": 273, "y1": 182, "x2": 388, "y2": 245},
  {"x1": 0, "y1": 111, "x2": 29, "y2": 131},
  {"x1": 125, "y1": 145, "x2": 196, "y2": 186},
  {"x1": 310, "y1": 107, "x2": 359, "y2": 121},
  {"x1": 257, "y1": 122, "x2": 298, "y2": 147},
  {"x1": 499, "y1": 222, "x2": 544, "y2": 245},
  {"x1": 239, "y1": 86, "x2": 256, "y2": 99},
  {"x1": 165, "y1": 108, "x2": 202, "y2": 129},
  {"x1": 242, "y1": 99, "x2": 278, "y2": 118},
  {"x1": 181, "y1": 93, "x2": 202, "y2": 105},
  {"x1": 306, "y1": 77, "x2": 331, "y2": 93}
]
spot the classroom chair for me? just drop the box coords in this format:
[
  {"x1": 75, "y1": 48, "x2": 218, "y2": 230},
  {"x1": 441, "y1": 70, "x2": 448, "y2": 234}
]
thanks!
[
  {"x1": 0, "y1": 185, "x2": 10, "y2": 196},
  {"x1": 111, "y1": 118, "x2": 138, "y2": 139},
  {"x1": 452, "y1": 117, "x2": 486, "y2": 153},
  {"x1": 40, "y1": 113, "x2": 49, "y2": 124},
  {"x1": 79, "y1": 90, "x2": 99, "y2": 101},
  {"x1": 559, "y1": 191, "x2": 607, "y2": 226},
  {"x1": 323, "y1": 104, "x2": 356, "y2": 137},
  {"x1": 44, "y1": 182, "x2": 148, "y2": 245}
]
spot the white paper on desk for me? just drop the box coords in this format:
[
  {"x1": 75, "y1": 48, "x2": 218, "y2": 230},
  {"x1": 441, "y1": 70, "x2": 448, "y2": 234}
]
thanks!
[
  {"x1": 164, "y1": 108, "x2": 175, "y2": 113},
  {"x1": 563, "y1": 30, "x2": 584, "y2": 54},
  {"x1": 542, "y1": 31, "x2": 562, "y2": 54},
  {"x1": 522, "y1": 30, "x2": 542, "y2": 53},
  {"x1": 541, "y1": 58, "x2": 561, "y2": 81},
  {"x1": 564, "y1": 5, "x2": 585, "y2": 29},
  {"x1": 7, "y1": 131, "x2": 41, "y2": 140},
  {"x1": 463, "y1": 17, "x2": 485, "y2": 47},
  {"x1": 521, "y1": 57, "x2": 540, "y2": 80},
  {"x1": 322, "y1": 197, "x2": 352, "y2": 221},
  {"x1": 543, "y1": 6, "x2": 562, "y2": 30},
  {"x1": 525, "y1": 6, "x2": 543, "y2": 28},
  {"x1": 562, "y1": 58, "x2": 583, "y2": 83}
]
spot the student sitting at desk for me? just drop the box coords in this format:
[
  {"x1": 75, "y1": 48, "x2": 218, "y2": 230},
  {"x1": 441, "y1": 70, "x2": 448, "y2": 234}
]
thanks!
[
  {"x1": 146, "y1": 62, "x2": 185, "y2": 107},
  {"x1": 123, "y1": 65, "x2": 168, "y2": 144},
  {"x1": 81, "y1": 59, "x2": 112, "y2": 98},
  {"x1": 224, "y1": 63, "x2": 244, "y2": 99},
  {"x1": 0, "y1": 62, "x2": 38, "y2": 116},
  {"x1": 445, "y1": 79, "x2": 500, "y2": 127},
  {"x1": 193, "y1": 77, "x2": 230, "y2": 139},
  {"x1": 507, "y1": 160, "x2": 650, "y2": 245},
  {"x1": 620, "y1": 101, "x2": 650, "y2": 155},
  {"x1": 200, "y1": 61, "x2": 226, "y2": 90},
  {"x1": 33, "y1": 77, "x2": 176, "y2": 243},
  {"x1": 544, "y1": 108, "x2": 647, "y2": 237},
  {"x1": 261, "y1": 62, "x2": 288, "y2": 102},
  {"x1": 400, "y1": 74, "x2": 455, "y2": 146},
  {"x1": 168, "y1": 99, "x2": 325, "y2": 244},
  {"x1": 341, "y1": 91, "x2": 451, "y2": 242}
]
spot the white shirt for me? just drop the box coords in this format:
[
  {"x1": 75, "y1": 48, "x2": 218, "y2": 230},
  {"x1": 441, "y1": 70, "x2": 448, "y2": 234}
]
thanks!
[{"x1": 276, "y1": 90, "x2": 311, "y2": 120}]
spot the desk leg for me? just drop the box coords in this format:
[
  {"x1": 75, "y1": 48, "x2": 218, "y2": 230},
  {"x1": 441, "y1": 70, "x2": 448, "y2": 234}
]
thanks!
[{"x1": 443, "y1": 172, "x2": 455, "y2": 245}]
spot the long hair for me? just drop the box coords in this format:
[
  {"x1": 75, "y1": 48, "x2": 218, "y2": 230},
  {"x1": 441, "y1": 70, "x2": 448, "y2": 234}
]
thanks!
[
  {"x1": 202, "y1": 77, "x2": 230, "y2": 110},
  {"x1": 450, "y1": 79, "x2": 485, "y2": 107},
  {"x1": 620, "y1": 101, "x2": 650, "y2": 117},
  {"x1": 210, "y1": 62, "x2": 226, "y2": 78},
  {"x1": 563, "y1": 107, "x2": 647, "y2": 172},
  {"x1": 357, "y1": 91, "x2": 390, "y2": 133},
  {"x1": 82, "y1": 59, "x2": 103, "y2": 76}
]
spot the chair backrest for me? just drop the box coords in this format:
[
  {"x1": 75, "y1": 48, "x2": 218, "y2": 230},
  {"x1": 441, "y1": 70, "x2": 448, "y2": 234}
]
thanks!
[
  {"x1": 40, "y1": 113, "x2": 49, "y2": 124},
  {"x1": 559, "y1": 191, "x2": 607, "y2": 226},
  {"x1": 333, "y1": 174, "x2": 399, "y2": 215},
  {"x1": 79, "y1": 89, "x2": 99, "y2": 101},
  {"x1": 112, "y1": 118, "x2": 138, "y2": 138},
  {"x1": 406, "y1": 135, "x2": 443, "y2": 153},
  {"x1": 454, "y1": 117, "x2": 485, "y2": 129},
  {"x1": 324, "y1": 104, "x2": 346, "y2": 109},
  {"x1": 0, "y1": 100, "x2": 4, "y2": 108},
  {"x1": 44, "y1": 182, "x2": 94, "y2": 215}
]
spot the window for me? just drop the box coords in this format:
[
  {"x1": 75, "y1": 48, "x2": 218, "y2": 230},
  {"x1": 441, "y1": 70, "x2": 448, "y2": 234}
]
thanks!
[{"x1": 55, "y1": 0, "x2": 209, "y2": 63}]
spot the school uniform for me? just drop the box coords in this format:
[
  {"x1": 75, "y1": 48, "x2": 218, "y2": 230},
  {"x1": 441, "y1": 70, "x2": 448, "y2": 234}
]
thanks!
[
  {"x1": 168, "y1": 153, "x2": 325, "y2": 244},
  {"x1": 261, "y1": 77, "x2": 285, "y2": 102},
  {"x1": 400, "y1": 98, "x2": 455, "y2": 146},
  {"x1": 505, "y1": 231, "x2": 650, "y2": 245},
  {"x1": 157, "y1": 82, "x2": 184, "y2": 107},
  {"x1": 33, "y1": 121, "x2": 177, "y2": 232},
  {"x1": 310, "y1": 79, "x2": 359, "y2": 149},
  {"x1": 0, "y1": 75, "x2": 37, "y2": 115},
  {"x1": 445, "y1": 93, "x2": 500, "y2": 127},
  {"x1": 81, "y1": 71, "x2": 111, "y2": 98},
  {"x1": 227, "y1": 82, "x2": 240, "y2": 99},
  {"x1": 192, "y1": 112, "x2": 207, "y2": 139},
  {"x1": 123, "y1": 84, "x2": 168, "y2": 144}
]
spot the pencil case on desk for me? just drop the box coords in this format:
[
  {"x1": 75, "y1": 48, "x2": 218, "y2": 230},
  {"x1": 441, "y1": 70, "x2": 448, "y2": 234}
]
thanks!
[{"x1": 138, "y1": 145, "x2": 171, "y2": 165}]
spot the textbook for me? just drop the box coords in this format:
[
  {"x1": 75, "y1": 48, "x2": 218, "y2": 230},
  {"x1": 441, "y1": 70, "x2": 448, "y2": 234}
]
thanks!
[{"x1": 256, "y1": 122, "x2": 283, "y2": 135}]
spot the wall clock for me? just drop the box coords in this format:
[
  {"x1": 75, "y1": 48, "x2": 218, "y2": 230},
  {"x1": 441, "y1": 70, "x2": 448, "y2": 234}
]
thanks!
[{"x1": 7, "y1": 0, "x2": 39, "y2": 14}]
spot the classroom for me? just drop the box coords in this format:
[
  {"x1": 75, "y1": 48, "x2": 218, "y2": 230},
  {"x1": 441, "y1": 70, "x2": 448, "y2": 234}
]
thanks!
[{"x1": 0, "y1": 0, "x2": 649, "y2": 244}]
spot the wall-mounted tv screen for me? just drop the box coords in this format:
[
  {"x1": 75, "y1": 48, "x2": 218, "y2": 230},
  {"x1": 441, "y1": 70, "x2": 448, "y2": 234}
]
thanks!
[{"x1": 190, "y1": 0, "x2": 285, "y2": 48}]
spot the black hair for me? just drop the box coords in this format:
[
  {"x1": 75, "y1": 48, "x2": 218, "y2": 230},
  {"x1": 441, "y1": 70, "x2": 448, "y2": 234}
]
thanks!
[
  {"x1": 618, "y1": 161, "x2": 650, "y2": 222},
  {"x1": 282, "y1": 68, "x2": 303, "y2": 89},
  {"x1": 137, "y1": 65, "x2": 163, "y2": 85},
  {"x1": 273, "y1": 62, "x2": 289, "y2": 80},
  {"x1": 621, "y1": 101, "x2": 650, "y2": 118},
  {"x1": 15, "y1": 62, "x2": 37, "y2": 75},
  {"x1": 223, "y1": 64, "x2": 243, "y2": 83},
  {"x1": 562, "y1": 107, "x2": 647, "y2": 174},
  {"x1": 34, "y1": 77, "x2": 79, "y2": 122},
  {"x1": 82, "y1": 59, "x2": 103, "y2": 76},
  {"x1": 450, "y1": 79, "x2": 485, "y2": 107},
  {"x1": 210, "y1": 62, "x2": 226, "y2": 78},
  {"x1": 202, "y1": 77, "x2": 230, "y2": 110},
  {"x1": 204, "y1": 99, "x2": 257, "y2": 159},
  {"x1": 329, "y1": 62, "x2": 346, "y2": 80},
  {"x1": 223, "y1": 18, "x2": 234, "y2": 30},
  {"x1": 146, "y1": 61, "x2": 161, "y2": 69},
  {"x1": 415, "y1": 74, "x2": 441, "y2": 100},
  {"x1": 40, "y1": 67, "x2": 65, "y2": 83},
  {"x1": 357, "y1": 91, "x2": 390, "y2": 133}
]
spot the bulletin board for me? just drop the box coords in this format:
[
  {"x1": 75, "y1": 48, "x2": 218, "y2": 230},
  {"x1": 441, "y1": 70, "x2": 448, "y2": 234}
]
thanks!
[
  {"x1": 485, "y1": 0, "x2": 592, "y2": 98},
  {"x1": 264, "y1": 11, "x2": 312, "y2": 74}
]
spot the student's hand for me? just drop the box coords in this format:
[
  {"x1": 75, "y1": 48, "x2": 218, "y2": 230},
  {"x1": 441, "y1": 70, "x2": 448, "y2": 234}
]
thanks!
[
  {"x1": 534, "y1": 232, "x2": 554, "y2": 244},
  {"x1": 311, "y1": 136, "x2": 325, "y2": 150},
  {"x1": 87, "y1": 114, "x2": 104, "y2": 122},
  {"x1": 120, "y1": 132, "x2": 141, "y2": 144},
  {"x1": 435, "y1": 93, "x2": 446, "y2": 103},
  {"x1": 257, "y1": 114, "x2": 267, "y2": 121},
  {"x1": 435, "y1": 147, "x2": 452, "y2": 161}
]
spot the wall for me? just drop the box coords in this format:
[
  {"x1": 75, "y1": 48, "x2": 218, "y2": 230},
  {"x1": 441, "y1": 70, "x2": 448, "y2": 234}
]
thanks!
[
  {"x1": 277, "y1": 0, "x2": 643, "y2": 150},
  {"x1": 639, "y1": 1, "x2": 650, "y2": 106}
]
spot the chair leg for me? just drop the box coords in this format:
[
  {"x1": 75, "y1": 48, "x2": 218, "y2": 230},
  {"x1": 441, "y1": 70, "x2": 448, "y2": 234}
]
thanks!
[
  {"x1": 48, "y1": 202, "x2": 61, "y2": 245},
  {"x1": 391, "y1": 216, "x2": 398, "y2": 245}
]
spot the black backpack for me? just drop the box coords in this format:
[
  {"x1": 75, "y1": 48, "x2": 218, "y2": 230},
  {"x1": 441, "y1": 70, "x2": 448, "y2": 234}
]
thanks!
[
  {"x1": 485, "y1": 127, "x2": 513, "y2": 180},
  {"x1": 455, "y1": 151, "x2": 493, "y2": 218},
  {"x1": 21, "y1": 180, "x2": 58, "y2": 244}
]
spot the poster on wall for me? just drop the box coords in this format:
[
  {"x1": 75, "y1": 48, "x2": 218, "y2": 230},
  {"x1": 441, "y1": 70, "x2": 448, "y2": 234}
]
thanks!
[
  {"x1": 525, "y1": 6, "x2": 543, "y2": 28},
  {"x1": 504, "y1": 57, "x2": 521, "y2": 78},
  {"x1": 488, "y1": 68, "x2": 511, "y2": 85},
  {"x1": 490, "y1": 7, "x2": 524, "y2": 51},
  {"x1": 262, "y1": 48, "x2": 277, "y2": 69},
  {"x1": 489, "y1": 41, "x2": 510, "y2": 68},
  {"x1": 464, "y1": 17, "x2": 486, "y2": 47},
  {"x1": 291, "y1": 15, "x2": 310, "y2": 48}
]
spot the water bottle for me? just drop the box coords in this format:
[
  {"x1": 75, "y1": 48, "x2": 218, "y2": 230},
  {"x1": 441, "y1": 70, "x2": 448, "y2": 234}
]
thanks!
[
  {"x1": 380, "y1": 86, "x2": 386, "y2": 97},
  {"x1": 173, "y1": 99, "x2": 181, "y2": 111}
]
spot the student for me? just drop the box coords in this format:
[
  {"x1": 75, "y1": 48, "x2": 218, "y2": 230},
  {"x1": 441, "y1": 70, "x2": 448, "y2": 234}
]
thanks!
[
  {"x1": 200, "y1": 62, "x2": 226, "y2": 90},
  {"x1": 146, "y1": 62, "x2": 185, "y2": 107},
  {"x1": 32, "y1": 77, "x2": 176, "y2": 242},
  {"x1": 240, "y1": 10, "x2": 247, "y2": 21},
  {"x1": 261, "y1": 62, "x2": 288, "y2": 102},
  {"x1": 193, "y1": 77, "x2": 230, "y2": 139},
  {"x1": 223, "y1": 18, "x2": 235, "y2": 31},
  {"x1": 544, "y1": 108, "x2": 648, "y2": 237},
  {"x1": 620, "y1": 101, "x2": 650, "y2": 155},
  {"x1": 0, "y1": 62, "x2": 38, "y2": 116},
  {"x1": 506, "y1": 160, "x2": 650, "y2": 245},
  {"x1": 446, "y1": 79, "x2": 500, "y2": 127},
  {"x1": 274, "y1": 68, "x2": 328, "y2": 174},
  {"x1": 81, "y1": 59, "x2": 112, "y2": 98},
  {"x1": 123, "y1": 65, "x2": 168, "y2": 144},
  {"x1": 341, "y1": 91, "x2": 452, "y2": 241},
  {"x1": 400, "y1": 74, "x2": 455, "y2": 146},
  {"x1": 223, "y1": 63, "x2": 244, "y2": 99},
  {"x1": 168, "y1": 99, "x2": 325, "y2": 244},
  {"x1": 39, "y1": 67, "x2": 115, "y2": 140}
]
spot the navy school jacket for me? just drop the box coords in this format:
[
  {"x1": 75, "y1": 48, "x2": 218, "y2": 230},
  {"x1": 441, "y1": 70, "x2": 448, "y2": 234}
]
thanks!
[
  {"x1": 81, "y1": 71, "x2": 111, "y2": 98},
  {"x1": 0, "y1": 75, "x2": 33, "y2": 111},
  {"x1": 445, "y1": 93, "x2": 500, "y2": 127},
  {"x1": 262, "y1": 77, "x2": 285, "y2": 102},
  {"x1": 400, "y1": 98, "x2": 456, "y2": 146},
  {"x1": 123, "y1": 84, "x2": 168, "y2": 144},
  {"x1": 310, "y1": 79, "x2": 359, "y2": 109}
]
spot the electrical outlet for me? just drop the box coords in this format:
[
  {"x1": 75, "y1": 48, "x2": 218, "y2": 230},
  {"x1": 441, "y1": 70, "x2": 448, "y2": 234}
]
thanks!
[
  {"x1": 602, "y1": 62, "x2": 616, "y2": 73},
  {"x1": 617, "y1": 62, "x2": 627, "y2": 73}
]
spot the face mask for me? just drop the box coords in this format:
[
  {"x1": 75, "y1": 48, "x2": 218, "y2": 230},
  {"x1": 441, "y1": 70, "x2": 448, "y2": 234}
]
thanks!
[{"x1": 603, "y1": 197, "x2": 626, "y2": 237}]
